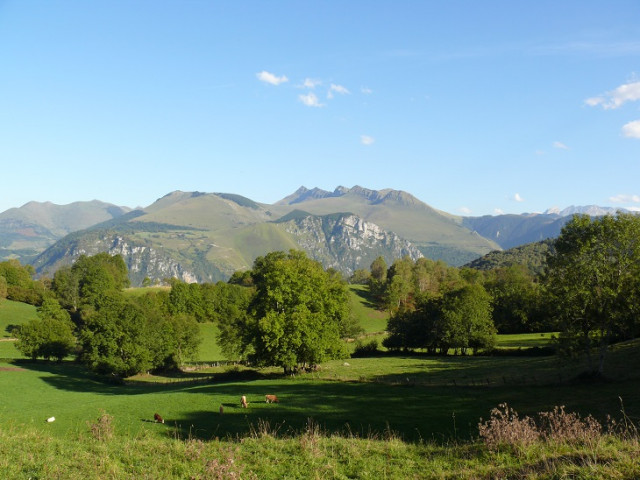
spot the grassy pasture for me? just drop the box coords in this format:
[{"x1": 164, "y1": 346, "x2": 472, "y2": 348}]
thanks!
[
  {"x1": 348, "y1": 284, "x2": 388, "y2": 334},
  {"x1": 495, "y1": 332, "x2": 557, "y2": 348},
  {"x1": 2, "y1": 293, "x2": 639, "y2": 448},
  {"x1": 2, "y1": 339, "x2": 639, "y2": 445},
  {"x1": 0, "y1": 299, "x2": 37, "y2": 359}
]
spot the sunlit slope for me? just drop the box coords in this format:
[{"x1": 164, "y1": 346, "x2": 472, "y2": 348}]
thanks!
[
  {"x1": 276, "y1": 186, "x2": 500, "y2": 264},
  {"x1": 137, "y1": 191, "x2": 274, "y2": 230}
]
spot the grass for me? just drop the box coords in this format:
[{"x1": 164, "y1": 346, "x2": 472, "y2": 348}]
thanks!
[
  {"x1": 0, "y1": 299, "x2": 37, "y2": 359},
  {"x1": 0, "y1": 420, "x2": 638, "y2": 479},
  {"x1": 1, "y1": 292, "x2": 639, "y2": 477},
  {"x1": 495, "y1": 332, "x2": 558, "y2": 348},
  {"x1": 2, "y1": 338, "x2": 639, "y2": 446},
  {"x1": 348, "y1": 284, "x2": 388, "y2": 334}
]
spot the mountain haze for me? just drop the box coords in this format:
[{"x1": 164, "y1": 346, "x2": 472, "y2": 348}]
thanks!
[{"x1": 0, "y1": 200, "x2": 130, "y2": 263}]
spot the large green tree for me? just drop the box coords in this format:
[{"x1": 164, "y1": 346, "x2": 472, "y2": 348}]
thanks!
[
  {"x1": 228, "y1": 250, "x2": 349, "y2": 373},
  {"x1": 14, "y1": 298, "x2": 76, "y2": 361},
  {"x1": 543, "y1": 213, "x2": 640, "y2": 374}
]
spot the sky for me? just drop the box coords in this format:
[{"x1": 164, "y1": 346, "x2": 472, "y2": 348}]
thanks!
[{"x1": 1, "y1": 1, "x2": 639, "y2": 216}]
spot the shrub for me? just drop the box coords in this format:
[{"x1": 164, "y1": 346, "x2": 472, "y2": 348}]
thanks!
[
  {"x1": 478, "y1": 403, "x2": 539, "y2": 451},
  {"x1": 538, "y1": 405, "x2": 602, "y2": 444},
  {"x1": 352, "y1": 339, "x2": 380, "y2": 357}
]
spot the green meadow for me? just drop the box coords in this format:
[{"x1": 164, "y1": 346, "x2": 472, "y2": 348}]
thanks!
[{"x1": 1, "y1": 295, "x2": 639, "y2": 478}]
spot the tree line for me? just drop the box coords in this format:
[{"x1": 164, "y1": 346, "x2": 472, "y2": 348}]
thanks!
[
  {"x1": 3, "y1": 212, "x2": 639, "y2": 377},
  {"x1": 354, "y1": 213, "x2": 640, "y2": 373},
  {"x1": 4, "y1": 250, "x2": 356, "y2": 377}
]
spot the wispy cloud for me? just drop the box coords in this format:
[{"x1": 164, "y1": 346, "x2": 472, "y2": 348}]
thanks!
[
  {"x1": 302, "y1": 78, "x2": 322, "y2": 89},
  {"x1": 361, "y1": 86, "x2": 373, "y2": 95},
  {"x1": 622, "y1": 120, "x2": 640, "y2": 138},
  {"x1": 610, "y1": 194, "x2": 640, "y2": 203},
  {"x1": 553, "y1": 141, "x2": 569, "y2": 150},
  {"x1": 330, "y1": 84, "x2": 350, "y2": 95},
  {"x1": 494, "y1": 208, "x2": 505, "y2": 215},
  {"x1": 585, "y1": 81, "x2": 640, "y2": 109},
  {"x1": 458, "y1": 206, "x2": 472, "y2": 215},
  {"x1": 512, "y1": 193, "x2": 525, "y2": 203},
  {"x1": 256, "y1": 71, "x2": 289, "y2": 86},
  {"x1": 298, "y1": 92, "x2": 324, "y2": 108},
  {"x1": 360, "y1": 135, "x2": 375, "y2": 145},
  {"x1": 327, "y1": 83, "x2": 350, "y2": 99}
]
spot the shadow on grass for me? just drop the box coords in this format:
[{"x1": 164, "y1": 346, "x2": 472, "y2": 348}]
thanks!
[
  {"x1": 161, "y1": 381, "x2": 492, "y2": 442},
  {"x1": 351, "y1": 286, "x2": 381, "y2": 310}
]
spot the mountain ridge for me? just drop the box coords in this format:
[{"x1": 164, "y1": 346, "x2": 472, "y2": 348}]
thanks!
[{"x1": 3, "y1": 186, "x2": 635, "y2": 285}]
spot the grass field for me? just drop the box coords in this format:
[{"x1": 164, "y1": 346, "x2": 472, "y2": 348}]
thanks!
[
  {"x1": 1, "y1": 294, "x2": 640, "y2": 478},
  {"x1": 1, "y1": 294, "x2": 638, "y2": 443},
  {"x1": 2, "y1": 338, "x2": 639, "y2": 445},
  {"x1": 348, "y1": 285, "x2": 388, "y2": 334},
  {"x1": 0, "y1": 299, "x2": 37, "y2": 359}
]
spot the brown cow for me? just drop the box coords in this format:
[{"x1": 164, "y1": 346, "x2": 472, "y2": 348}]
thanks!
[
  {"x1": 219, "y1": 405, "x2": 224, "y2": 414},
  {"x1": 154, "y1": 413, "x2": 164, "y2": 424},
  {"x1": 241, "y1": 395, "x2": 248, "y2": 408},
  {"x1": 265, "y1": 394, "x2": 279, "y2": 403}
]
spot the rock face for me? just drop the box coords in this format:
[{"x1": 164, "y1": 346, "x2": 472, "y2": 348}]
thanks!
[
  {"x1": 32, "y1": 233, "x2": 203, "y2": 285},
  {"x1": 279, "y1": 213, "x2": 423, "y2": 277}
]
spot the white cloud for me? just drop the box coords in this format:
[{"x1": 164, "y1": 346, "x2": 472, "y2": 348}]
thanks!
[
  {"x1": 361, "y1": 86, "x2": 373, "y2": 95},
  {"x1": 330, "y1": 84, "x2": 350, "y2": 95},
  {"x1": 512, "y1": 193, "x2": 524, "y2": 202},
  {"x1": 622, "y1": 120, "x2": 640, "y2": 138},
  {"x1": 360, "y1": 135, "x2": 375, "y2": 145},
  {"x1": 609, "y1": 194, "x2": 640, "y2": 204},
  {"x1": 458, "y1": 206, "x2": 472, "y2": 215},
  {"x1": 303, "y1": 78, "x2": 322, "y2": 89},
  {"x1": 553, "y1": 141, "x2": 569, "y2": 150},
  {"x1": 585, "y1": 81, "x2": 640, "y2": 110},
  {"x1": 298, "y1": 92, "x2": 324, "y2": 107},
  {"x1": 256, "y1": 71, "x2": 289, "y2": 86},
  {"x1": 494, "y1": 208, "x2": 505, "y2": 215}
]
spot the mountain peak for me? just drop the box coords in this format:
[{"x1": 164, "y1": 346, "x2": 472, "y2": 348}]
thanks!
[{"x1": 543, "y1": 205, "x2": 629, "y2": 217}]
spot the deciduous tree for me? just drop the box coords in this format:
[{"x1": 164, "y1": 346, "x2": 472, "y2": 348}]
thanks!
[{"x1": 543, "y1": 213, "x2": 640, "y2": 374}]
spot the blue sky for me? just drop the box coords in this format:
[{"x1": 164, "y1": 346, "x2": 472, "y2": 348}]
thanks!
[{"x1": 1, "y1": 1, "x2": 639, "y2": 216}]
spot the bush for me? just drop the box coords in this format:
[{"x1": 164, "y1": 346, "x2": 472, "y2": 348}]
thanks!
[
  {"x1": 479, "y1": 403, "x2": 607, "y2": 452},
  {"x1": 478, "y1": 403, "x2": 539, "y2": 451},
  {"x1": 352, "y1": 339, "x2": 380, "y2": 357}
]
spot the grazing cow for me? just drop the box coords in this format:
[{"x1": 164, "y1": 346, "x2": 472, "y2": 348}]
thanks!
[
  {"x1": 219, "y1": 405, "x2": 224, "y2": 414},
  {"x1": 241, "y1": 395, "x2": 248, "y2": 408},
  {"x1": 154, "y1": 413, "x2": 165, "y2": 424},
  {"x1": 46, "y1": 416, "x2": 55, "y2": 423},
  {"x1": 265, "y1": 394, "x2": 279, "y2": 404}
]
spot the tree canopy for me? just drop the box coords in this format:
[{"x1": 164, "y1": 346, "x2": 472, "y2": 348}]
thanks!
[
  {"x1": 543, "y1": 213, "x2": 640, "y2": 374},
  {"x1": 220, "y1": 250, "x2": 350, "y2": 373}
]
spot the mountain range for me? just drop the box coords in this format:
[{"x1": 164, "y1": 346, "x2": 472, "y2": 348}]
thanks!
[{"x1": 0, "y1": 186, "x2": 628, "y2": 285}]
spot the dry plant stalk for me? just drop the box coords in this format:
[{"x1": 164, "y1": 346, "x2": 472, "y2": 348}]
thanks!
[{"x1": 87, "y1": 410, "x2": 114, "y2": 442}]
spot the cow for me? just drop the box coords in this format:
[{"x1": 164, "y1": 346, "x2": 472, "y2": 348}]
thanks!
[
  {"x1": 265, "y1": 394, "x2": 279, "y2": 403},
  {"x1": 154, "y1": 413, "x2": 165, "y2": 424},
  {"x1": 241, "y1": 395, "x2": 248, "y2": 408},
  {"x1": 46, "y1": 416, "x2": 55, "y2": 423},
  {"x1": 219, "y1": 405, "x2": 224, "y2": 415}
]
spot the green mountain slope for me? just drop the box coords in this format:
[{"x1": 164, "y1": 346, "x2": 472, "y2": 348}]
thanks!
[
  {"x1": 276, "y1": 185, "x2": 500, "y2": 265},
  {"x1": 32, "y1": 190, "x2": 429, "y2": 285}
]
